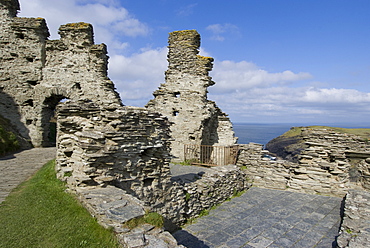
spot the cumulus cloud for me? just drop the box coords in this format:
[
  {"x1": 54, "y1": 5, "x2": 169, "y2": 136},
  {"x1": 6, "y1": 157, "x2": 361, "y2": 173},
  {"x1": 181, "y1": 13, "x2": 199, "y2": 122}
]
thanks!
[
  {"x1": 210, "y1": 60, "x2": 312, "y2": 93},
  {"x1": 206, "y1": 23, "x2": 240, "y2": 41},
  {"x1": 302, "y1": 88, "x2": 370, "y2": 104},
  {"x1": 19, "y1": 0, "x2": 149, "y2": 44},
  {"x1": 209, "y1": 83, "x2": 370, "y2": 123},
  {"x1": 109, "y1": 47, "x2": 168, "y2": 105}
]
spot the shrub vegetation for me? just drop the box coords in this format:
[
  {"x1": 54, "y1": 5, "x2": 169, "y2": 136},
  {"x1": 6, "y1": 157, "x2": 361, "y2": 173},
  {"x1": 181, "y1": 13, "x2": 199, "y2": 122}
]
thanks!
[{"x1": 0, "y1": 115, "x2": 19, "y2": 156}]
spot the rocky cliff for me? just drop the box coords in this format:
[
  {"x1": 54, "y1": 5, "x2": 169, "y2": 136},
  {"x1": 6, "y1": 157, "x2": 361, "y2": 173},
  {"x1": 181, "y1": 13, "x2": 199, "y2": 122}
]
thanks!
[
  {"x1": 266, "y1": 126, "x2": 370, "y2": 162},
  {"x1": 238, "y1": 126, "x2": 370, "y2": 196}
]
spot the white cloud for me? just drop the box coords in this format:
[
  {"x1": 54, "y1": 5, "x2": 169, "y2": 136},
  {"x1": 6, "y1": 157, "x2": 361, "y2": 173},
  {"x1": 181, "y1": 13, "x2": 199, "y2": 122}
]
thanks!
[
  {"x1": 210, "y1": 60, "x2": 312, "y2": 93},
  {"x1": 19, "y1": 0, "x2": 149, "y2": 43},
  {"x1": 209, "y1": 83, "x2": 370, "y2": 123},
  {"x1": 176, "y1": 3, "x2": 198, "y2": 17},
  {"x1": 109, "y1": 47, "x2": 168, "y2": 105},
  {"x1": 206, "y1": 23, "x2": 240, "y2": 41},
  {"x1": 302, "y1": 88, "x2": 370, "y2": 103}
]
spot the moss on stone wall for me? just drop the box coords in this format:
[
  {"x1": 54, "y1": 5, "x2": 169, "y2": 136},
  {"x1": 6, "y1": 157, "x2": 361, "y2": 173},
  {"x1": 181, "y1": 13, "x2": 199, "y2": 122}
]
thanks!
[{"x1": 60, "y1": 22, "x2": 92, "y2": 30}]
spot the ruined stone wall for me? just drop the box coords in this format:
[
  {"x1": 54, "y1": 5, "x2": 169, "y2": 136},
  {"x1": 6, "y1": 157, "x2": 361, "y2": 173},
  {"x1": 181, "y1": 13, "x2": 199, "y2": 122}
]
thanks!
[
  {"x1": 236, "y1": 143, "x2": 292, "y2": 190},
  {"x1": 337, "y1": 189, "x2": 370, "y2": 248},
  {"x1": 56, "y1": 100, "x2": 172, "y2": 206},
  {"x1": 237, "y1": 128, "x2": 370, "y2": 196},
  {"x1": 57, "y1": 100, "x2": 249, "y2": 228},
  {"x1": 146, "y1": 30, "x2": 237, "y2": 161},
  {"x1": 0, "y1": 0, "x2": 121, "y2": 147}
]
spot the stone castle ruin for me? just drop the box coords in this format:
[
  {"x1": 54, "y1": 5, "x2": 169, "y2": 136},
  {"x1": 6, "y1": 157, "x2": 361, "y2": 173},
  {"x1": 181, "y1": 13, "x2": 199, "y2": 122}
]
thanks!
[
  {"x1": 1, "y1": 1, "x2": 369, "y2": 247},
  {"x1": 147, "y1": 30, "x2": 237, "y2": 161},
  {"x1": 0, "y1": 0, "x2": 121, "y2": 148},
  {"x1": 1, "y1": 1, "x2": 248, "y2": 246}
]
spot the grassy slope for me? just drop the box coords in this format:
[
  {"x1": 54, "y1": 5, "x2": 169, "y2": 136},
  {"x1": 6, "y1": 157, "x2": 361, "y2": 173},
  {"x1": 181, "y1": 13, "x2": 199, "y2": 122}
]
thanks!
[
  {"x1": 282, "y1": 126, "x2": 370, "y2": 139},
  {"x1": 0, "y1": 160, "x2": 120, "y2": 248}
]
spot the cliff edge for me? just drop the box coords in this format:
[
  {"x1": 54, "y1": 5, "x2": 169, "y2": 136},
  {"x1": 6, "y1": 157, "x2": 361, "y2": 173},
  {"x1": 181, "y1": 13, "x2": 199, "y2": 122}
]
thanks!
[
  {"x1": 266, "y1": 126, "x2": 370, "y2": 162},
  {"x1": 265, "y1": 126, "x2": 307, "y2": 162}
]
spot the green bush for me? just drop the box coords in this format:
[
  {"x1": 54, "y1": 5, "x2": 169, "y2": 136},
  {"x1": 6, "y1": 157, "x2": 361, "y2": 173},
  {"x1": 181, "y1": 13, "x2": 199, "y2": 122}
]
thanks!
[{"x1": 0, "y1": 125, "x2": 19, "y2": 156}]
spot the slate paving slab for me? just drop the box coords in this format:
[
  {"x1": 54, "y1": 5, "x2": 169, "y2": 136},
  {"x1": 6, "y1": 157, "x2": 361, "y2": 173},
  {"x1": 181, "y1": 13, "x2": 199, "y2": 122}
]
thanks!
[
  {"x1": 0, "y1": 147, "x2": 56, "y2": 203},
  {"x1": 173, "y1": 187, "x2": 343, "y2": 248}
]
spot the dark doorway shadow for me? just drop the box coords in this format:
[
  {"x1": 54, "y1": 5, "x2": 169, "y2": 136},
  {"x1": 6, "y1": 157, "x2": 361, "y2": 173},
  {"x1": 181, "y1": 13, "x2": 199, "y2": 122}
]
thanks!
[{"x1": 0, "y1": 90, "x2": 32, "y2": 153}]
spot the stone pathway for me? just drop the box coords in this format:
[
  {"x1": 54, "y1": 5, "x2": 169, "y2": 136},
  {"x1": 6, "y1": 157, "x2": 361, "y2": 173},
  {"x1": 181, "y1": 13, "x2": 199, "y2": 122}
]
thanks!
[
  {"x1": 0, "y1": 147, "x2": 56, "y2": 203},
  {"x1": 173, "y1": 187, "x2": 343, "y2": 248}
]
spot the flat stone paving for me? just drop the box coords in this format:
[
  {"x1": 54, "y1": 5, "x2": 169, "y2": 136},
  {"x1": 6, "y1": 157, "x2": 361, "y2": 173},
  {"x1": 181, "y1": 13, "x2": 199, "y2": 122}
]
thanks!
[
  {"x1": 173, "y1": 187, "x2": 343, "y2": 248},
  {"x1": 0, "y1": 147, "x2": 56, "y2": 203}
]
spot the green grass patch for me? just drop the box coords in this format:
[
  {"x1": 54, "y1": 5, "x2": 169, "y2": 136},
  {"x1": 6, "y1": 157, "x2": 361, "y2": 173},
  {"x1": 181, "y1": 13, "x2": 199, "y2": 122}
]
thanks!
[
  {"x1": 0, "y1": 160, "x2": 120, "y2": 248},
  {"x1": 282, "y1": 126, "x2": 370, "y2": 139},
  {"x1": 123, "y1": 211, "x2": 164, "y2": 229},
  {"x1": 232, "y1": 189, "x2": 246, "y2": 198},
  {"x1": 185, "y1": 192, "x2": 191, "y2": 201},
  {"x1": 174, "y1": 159, "x2": 199, "y2": 166},
  {"x1": 281, "y1": 126, "x2": 304, "y2": 138}
]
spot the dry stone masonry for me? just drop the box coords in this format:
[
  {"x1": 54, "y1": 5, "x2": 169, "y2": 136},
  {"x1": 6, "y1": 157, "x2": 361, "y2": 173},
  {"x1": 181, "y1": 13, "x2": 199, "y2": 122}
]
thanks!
[
  {"x1": 337, "y1": 189, "x2": 370, "y2": 248},
  {"x1": 3, "y1": 1, "x2": 370, "y2": 246},
  {"x1": 147, "y1": 30, "x2": 237, "y2": 161},
  {"x1": 0, "y1": 0, "x2": 121, "y2": 147},
  {"x1": 56, "y1": 100, "x2": 249, "y2": 230},
  {"x1": 237, "y1": 127, "x2": 370, "y2": 197},
  {"x1": 56, "y1": 100, "x2": 172, "y2": 207}
]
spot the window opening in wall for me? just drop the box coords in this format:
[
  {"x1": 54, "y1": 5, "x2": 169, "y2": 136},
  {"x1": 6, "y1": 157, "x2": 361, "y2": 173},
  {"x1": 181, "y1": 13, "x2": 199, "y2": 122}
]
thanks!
[
  {"x1": 174, "y1": 92, "x2": 180, "y2": 98},
  {"x1": 16, "y1": 32, "x2": 24, "y2": 39},
  {"x1": 24, "y1": 99, "x2": 34, "y2": 107},
  {"x1": 74, "y1": 83, "x2": 81, "y2": 90},
  {"x1": 27, "y1": 80, "x2": 38, "y2": 86},
  {"x1": 173, "y1": 111, "x2": 179, "y2": 116}
]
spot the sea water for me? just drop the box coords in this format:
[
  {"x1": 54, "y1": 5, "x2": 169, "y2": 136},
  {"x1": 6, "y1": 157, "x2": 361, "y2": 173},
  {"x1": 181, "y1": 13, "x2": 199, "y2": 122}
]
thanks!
[
  {"x1": 233, "y1": 123, "x2": 294, "y2": 145},
  {"x1": 233, "y1": 123, "x2": 369, "y2": 146}
]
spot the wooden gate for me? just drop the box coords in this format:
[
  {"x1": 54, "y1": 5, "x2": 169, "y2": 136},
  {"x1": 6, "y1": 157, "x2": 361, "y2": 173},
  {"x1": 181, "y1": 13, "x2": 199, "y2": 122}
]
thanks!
[{"x1": 184, "y1": 144, "x2": 239, "y2": 166}]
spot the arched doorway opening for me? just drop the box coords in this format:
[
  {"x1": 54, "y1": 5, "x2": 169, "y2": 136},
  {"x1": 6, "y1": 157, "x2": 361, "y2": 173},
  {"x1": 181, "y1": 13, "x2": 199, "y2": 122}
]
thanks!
[{"x1": 41, "y1": 95, "x2": 68, "y2": 147}]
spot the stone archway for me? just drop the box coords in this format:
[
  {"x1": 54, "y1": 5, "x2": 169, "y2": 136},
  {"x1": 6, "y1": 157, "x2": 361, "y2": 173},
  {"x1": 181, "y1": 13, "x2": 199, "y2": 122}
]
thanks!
[{"x1": 41, "y1": 94, "x2": 69, "y2": 147}]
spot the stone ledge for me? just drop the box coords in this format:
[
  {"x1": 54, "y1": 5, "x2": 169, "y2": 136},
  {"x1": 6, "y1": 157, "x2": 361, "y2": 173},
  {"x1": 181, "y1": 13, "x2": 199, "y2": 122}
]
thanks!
[
  {"x1": 73, "y1": 185, "x2": 184, "y2": 248},
  {"x1": 337, "y1": 190, "x2": 370, "y2": 248}
]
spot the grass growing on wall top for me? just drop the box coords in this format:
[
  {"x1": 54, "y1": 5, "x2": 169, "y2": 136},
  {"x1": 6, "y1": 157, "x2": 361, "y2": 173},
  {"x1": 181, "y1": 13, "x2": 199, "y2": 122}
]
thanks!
[
  {"x1": 0, "y1": 160, "x2": 120, "y2": 248},
  {"x1": 282, "y1": 126, "x2": 370, "y2": 139}
]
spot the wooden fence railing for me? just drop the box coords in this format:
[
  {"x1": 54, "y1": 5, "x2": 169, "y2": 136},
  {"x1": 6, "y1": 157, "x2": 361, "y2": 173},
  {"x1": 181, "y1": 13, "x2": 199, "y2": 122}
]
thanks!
[{"x1": 184, "y1": 144, "x2": 239, "y2": 166}]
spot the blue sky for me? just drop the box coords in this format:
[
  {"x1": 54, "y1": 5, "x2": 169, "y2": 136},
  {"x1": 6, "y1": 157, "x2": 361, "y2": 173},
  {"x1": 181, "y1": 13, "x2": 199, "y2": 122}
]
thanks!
[{"x1": 20, "y1": 0, "x2": 370, "y2": 125}]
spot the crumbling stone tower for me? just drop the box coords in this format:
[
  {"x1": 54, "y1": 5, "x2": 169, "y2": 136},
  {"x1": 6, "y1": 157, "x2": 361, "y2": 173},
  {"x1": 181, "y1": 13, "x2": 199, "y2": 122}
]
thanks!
[
  {"x1": 0, "y1": 0, "x2": 121, "y2": 147},
  {"x1": 147, "y1": 30, "x2": 237, "y2": 160}
]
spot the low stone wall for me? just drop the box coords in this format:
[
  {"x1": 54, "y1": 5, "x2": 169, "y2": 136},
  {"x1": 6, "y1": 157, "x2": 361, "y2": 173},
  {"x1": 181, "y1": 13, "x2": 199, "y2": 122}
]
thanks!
[
  {"x1": 72, "y1": 186, "x2": 184, "y2": 248},
  {"x1": 236, "y1": 128, "x2": 370, "y2": 197},
  {"x1": 337, "y1": 190, "x2": 370, "y2": 248},
  {"x1": 56, "y1": 100, "x2": 172, "y2": 207},
  {"x1": 158, "y1": 165, "x2": 250, "y2": 227},
  {"x1": 237, "y1": 143, "x2": 291, "y2": 190}
]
